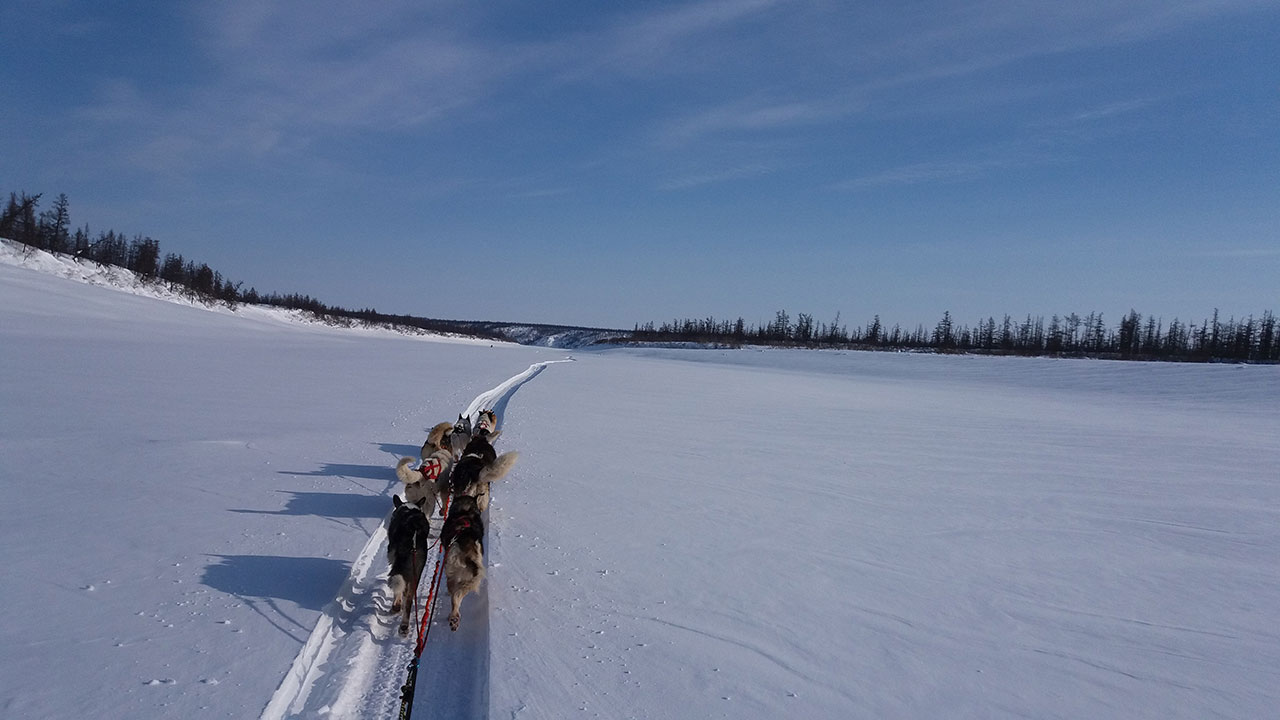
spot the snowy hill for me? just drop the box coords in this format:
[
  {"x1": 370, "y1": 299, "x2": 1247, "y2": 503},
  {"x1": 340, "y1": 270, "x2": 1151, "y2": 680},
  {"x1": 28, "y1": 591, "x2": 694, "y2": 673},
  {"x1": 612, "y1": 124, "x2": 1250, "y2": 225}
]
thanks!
[
  {"x1": 457, "y1": 321, "x2": 627, "y2": 348},
  {"x1": 0, "y1": 239, "x2": 627, "y2": 348},
  {"x1": 3, "y1": 246, "x2": 1280, "y2": 719}
]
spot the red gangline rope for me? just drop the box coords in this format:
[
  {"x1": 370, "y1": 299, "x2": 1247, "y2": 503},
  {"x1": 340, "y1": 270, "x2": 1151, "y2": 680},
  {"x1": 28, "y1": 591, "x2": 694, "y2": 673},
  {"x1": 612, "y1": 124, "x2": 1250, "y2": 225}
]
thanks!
[
  {"x1": 413, "y1": 494, "x2": 450, "y2": 656},
  {"x1": 398, "y1": 493, "x2": 451, "y2": 719}
]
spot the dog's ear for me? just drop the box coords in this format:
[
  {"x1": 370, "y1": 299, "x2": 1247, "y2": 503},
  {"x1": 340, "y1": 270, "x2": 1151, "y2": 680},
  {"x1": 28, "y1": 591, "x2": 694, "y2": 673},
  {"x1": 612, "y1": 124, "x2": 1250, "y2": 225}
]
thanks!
[
  {"x1": 394, "y1": 495, "x2": 404, "y2": 507},
  {"x1": 414, "y1": 496, "x2": 428, "y2": 509}
]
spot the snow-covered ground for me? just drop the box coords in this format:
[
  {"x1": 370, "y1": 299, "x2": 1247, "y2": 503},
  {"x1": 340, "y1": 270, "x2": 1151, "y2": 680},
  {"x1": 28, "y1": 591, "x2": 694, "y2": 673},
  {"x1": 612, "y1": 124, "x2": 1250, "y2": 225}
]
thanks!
[{"x1": 2, "y1": 243, "x2": 1278, "y2": 719}]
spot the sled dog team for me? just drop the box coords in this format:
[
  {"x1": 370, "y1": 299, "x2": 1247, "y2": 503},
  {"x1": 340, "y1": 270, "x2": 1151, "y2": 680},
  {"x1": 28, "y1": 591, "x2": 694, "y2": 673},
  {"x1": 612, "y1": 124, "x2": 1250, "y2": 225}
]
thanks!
[{"x1": 387, "y1": 410, "x2": 518, "y2": 635}]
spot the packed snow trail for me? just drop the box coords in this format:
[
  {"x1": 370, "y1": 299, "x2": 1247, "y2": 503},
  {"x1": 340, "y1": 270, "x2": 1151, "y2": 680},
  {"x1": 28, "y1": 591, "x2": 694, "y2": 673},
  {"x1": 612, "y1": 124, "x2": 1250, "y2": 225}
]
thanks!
[{"x1": 261, "y1": 360, "x2": 571, "y2": 720}]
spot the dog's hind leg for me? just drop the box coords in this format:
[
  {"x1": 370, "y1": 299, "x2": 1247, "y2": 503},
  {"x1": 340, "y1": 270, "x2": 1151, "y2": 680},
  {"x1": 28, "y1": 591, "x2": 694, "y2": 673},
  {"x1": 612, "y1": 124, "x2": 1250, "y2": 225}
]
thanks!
[
  {"x1": 449, "y1": 594, "x2": 463, "y2": 631},
  {"x1": 389, "y1": 574, "x2": 406, "y2": 613},
  {"x1": 399, "y1": 571, "x2": 418, "y2": 635},
  {"x1": 392, "y1": 576, "x2": 412, "y2": 635},
  {"x1": 446, "y1": 570, "x2": 482, "y2": 631},
  {"x1": 446, "y1": 571, "x2": 468, "y2": 631},
  {"x1": 400, "y1": 550, "x2": 428, "y2": 636}
]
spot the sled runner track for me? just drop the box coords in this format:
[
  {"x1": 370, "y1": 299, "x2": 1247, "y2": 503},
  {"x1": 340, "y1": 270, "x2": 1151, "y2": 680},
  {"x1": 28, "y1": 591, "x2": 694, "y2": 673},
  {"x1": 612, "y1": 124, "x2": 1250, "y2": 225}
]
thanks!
[
  {"x1": 260, "y1": 360, "x2": 570, "y2": 720},
  {"x1": 461, "y1": 359, "x2": 572, "y2": 428}
]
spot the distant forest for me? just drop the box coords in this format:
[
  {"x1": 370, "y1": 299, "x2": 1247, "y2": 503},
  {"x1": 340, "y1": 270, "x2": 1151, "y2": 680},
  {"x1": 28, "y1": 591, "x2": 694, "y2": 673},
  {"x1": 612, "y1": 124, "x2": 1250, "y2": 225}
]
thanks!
[
  {"x1": 633, "y1": 306, "x2": 1279, "y2": 363},
  {"x1": 5, "y1": 189, "x2": 1276, "y2": 362}
]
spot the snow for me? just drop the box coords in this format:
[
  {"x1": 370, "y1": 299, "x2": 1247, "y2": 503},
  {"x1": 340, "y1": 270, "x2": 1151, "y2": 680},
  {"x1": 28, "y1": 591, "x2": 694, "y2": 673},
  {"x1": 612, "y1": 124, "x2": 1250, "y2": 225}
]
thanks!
[{"x1": 2, "y1": 241, "x2": 1279, "y2": 719}]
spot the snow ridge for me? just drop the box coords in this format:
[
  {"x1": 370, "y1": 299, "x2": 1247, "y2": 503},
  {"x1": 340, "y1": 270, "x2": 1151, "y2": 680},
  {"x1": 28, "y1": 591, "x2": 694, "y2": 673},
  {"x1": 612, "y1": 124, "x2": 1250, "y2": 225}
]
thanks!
[{"x1": 259, "y1": 361, "x2": 567, "y2": 719}]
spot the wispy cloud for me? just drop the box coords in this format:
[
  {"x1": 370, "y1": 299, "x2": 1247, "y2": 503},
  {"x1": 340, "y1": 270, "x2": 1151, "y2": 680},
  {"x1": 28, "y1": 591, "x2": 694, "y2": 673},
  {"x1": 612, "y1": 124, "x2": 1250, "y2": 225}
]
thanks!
[
  {"x1": 194, "y1": 2, "x2": 532, "y2": 135},
  {"x1": 658, "y1": 163, "x2": 777, "y2": 190},
  {"x1": 657, "y1": 97, "x2": 850, "y2": 148},
  {"x1": 637, "y1": 1, "x2": 1258, "y2": 155},
  {"x1": 1186, "y1": 247, "x2": 1280, "y2": 259},
  {"x1": 834, "y1": 159, "x2": 1013, "y2": 190},
  {"x1": 554, "y1": 0, "x2": 790, "y2": 82},
  {"x1": 1061, "y1": 99, "x2": 1154, "y2": 124},
  {"x1": 833, "y1": 138, "x2": 1069, "y2": 190},
  {"x1": 507, "y1": 187, "x2": 574, "y2": 200},
  {"x1": 67, "y1": 1, "x2": 553, "y2": 173},
  {"x1": 56, "y1": 0, "x2": 1277, "y2": 185}
]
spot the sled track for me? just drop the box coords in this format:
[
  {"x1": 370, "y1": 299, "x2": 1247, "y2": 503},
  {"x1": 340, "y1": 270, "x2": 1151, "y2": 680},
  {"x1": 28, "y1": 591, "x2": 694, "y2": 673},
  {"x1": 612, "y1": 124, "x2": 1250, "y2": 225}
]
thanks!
[{"x1": 261, "y1": 360, "x2": 571, "y2": 719}]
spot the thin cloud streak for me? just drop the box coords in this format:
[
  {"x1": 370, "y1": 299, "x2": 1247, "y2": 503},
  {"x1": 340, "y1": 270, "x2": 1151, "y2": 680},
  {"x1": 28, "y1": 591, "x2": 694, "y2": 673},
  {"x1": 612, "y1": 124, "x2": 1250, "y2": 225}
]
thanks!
[
  {"x1": 1186, "y1": 247, "x2": 1280, "y2": 259},
  {"x1": 657, "y1": 97, "x2": 851, "y2": 148},
  {"x1": 658, "y1": 163, "x2": 777, "y2": 191},
  {"x1": 833, "y1": 137, "x2": 1071, "y2": 190},
  {"x1": 834, "y1": 159, "x2": 1014, "y2": 189},
  {"x1": 649, "y1": 1, "x2": 1264, "y2": 148}
]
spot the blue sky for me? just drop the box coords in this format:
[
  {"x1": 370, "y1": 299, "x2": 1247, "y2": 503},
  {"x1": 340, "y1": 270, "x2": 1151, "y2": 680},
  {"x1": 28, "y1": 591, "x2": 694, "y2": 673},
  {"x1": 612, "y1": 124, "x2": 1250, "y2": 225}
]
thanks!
[{"x1": 3, "y1": 0, "x2": 1278, "y2": 331}]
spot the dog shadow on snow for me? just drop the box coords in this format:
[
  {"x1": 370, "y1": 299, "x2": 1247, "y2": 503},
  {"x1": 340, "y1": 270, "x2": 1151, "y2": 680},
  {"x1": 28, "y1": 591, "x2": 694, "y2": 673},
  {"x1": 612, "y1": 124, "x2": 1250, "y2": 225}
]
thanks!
[
  {"x1": 276, "y1": 441, "x2": 425, "y2": 492},
  {"x1": 278, "y1": 462, "x2": 392, "y2": 482},
  {"x1": 229, "y1": 488, "x2": 393, "y2": 537},
  {"x1": 201, "y1": 554, "x2": 351, "y2": 640},
  {"x1": 374, "y1": 441, "x2": 420, "y2": 458},
  {"x1": 268, "y1": 447, "x2": 414, "y2": 522},
  {"x1": 230, "y1": 490, "x2": 388, "y2": 524}
]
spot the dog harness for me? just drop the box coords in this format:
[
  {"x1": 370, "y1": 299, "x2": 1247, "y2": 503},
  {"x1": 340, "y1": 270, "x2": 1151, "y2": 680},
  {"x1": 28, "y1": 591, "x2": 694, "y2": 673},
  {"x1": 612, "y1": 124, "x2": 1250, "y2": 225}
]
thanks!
[
  {"x1": 442, "y1": 514, "x2": 479, "y2": 549},
  {"x1": 418, "y1": 457, "x2": 443, "y2": 481}
]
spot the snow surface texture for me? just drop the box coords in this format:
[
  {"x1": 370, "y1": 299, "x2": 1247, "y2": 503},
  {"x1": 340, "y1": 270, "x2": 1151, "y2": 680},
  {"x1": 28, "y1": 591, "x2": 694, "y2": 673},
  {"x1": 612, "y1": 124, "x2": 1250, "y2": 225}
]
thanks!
[{"x1": 3, "y1": 242, "x2": 1280, "y2": 719}]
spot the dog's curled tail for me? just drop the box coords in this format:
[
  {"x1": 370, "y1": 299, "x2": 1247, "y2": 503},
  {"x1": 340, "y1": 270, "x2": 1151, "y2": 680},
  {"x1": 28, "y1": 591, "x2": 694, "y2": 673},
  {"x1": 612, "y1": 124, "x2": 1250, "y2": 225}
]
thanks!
[
  {"x1": 480, "y1": 451, "x2": 519, "y2": 484},
  {"x1": 396, "y1": 457, "x2": 418, "y2": 485}
]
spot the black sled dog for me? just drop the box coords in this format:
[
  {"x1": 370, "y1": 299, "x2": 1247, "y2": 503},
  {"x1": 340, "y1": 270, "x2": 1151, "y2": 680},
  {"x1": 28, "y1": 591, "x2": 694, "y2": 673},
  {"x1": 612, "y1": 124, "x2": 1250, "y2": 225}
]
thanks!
[
  {"x1": 444, "y1": 433, "x2": 518, "y2": 514},
  {"x1": 386, "y1": 495, "x2": 432, "y2": 635},
  {"x1": 440, "y1": 494, "x2": 485, "y2": 631}
]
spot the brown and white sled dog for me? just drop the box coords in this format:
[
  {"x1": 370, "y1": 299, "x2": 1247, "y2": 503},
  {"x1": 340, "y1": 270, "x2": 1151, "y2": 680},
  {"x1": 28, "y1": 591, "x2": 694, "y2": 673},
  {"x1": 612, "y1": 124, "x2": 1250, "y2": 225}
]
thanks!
[
  {"x1": 421, "y1": 421, "x2": 455, "y2": 460},
  {"x1": 473, "y1": 409, "x2": 501, "y2": 441},
  {"x1": 396, "y1": 443, "x2": 452, "y2": 517},
  {"x1": 440, "y1": 494, "x2": 485, "y2": 632},
  {"x1": 387, "y1": 495, "x2": 432, "y2": 635},
  {"x1": 443, "y1": 433, "x2": 518, "y2": 513}
]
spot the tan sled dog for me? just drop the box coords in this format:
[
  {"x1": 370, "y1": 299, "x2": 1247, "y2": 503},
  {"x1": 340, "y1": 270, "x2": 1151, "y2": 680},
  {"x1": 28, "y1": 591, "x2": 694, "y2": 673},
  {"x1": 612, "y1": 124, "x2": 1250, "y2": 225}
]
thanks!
[{"x1": 421, "y1": 421, "x2": 455, "y2": 460}]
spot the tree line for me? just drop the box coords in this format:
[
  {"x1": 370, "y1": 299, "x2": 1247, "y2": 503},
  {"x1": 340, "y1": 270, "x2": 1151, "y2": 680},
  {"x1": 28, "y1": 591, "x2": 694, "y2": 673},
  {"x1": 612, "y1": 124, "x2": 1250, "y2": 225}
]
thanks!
[
  {"x1": 4, "y1": 191, "x2": 263, "y2": 304},
  {"x1": 633, "y1": 306, "x2": 1279, "y2": 363},
  {"x1": 0, "y1": 190, "x2": 537, "y2": 340},
  {"x1": 6, "y1": 189, "x2": 1276, "y2": 361}
]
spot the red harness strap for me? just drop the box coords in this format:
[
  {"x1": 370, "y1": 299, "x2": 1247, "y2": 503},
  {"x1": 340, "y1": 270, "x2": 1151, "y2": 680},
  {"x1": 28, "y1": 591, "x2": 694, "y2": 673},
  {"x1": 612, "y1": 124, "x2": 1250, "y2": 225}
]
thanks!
[{"x1": 418, "y1": 458, "x2": 443, "y2": 482}]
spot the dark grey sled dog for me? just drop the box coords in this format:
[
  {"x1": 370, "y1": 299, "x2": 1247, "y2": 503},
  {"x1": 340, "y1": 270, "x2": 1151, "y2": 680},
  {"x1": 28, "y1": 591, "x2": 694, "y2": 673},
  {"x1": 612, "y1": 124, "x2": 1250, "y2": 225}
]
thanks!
[{"x1": 386, "y1": 495, "x2": 431, "y2": 635}]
